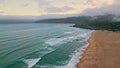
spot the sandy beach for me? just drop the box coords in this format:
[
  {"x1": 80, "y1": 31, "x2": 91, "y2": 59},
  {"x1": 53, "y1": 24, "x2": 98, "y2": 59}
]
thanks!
[{"x1": 77, "y1": 30, "x2": 120, "y2": 68}]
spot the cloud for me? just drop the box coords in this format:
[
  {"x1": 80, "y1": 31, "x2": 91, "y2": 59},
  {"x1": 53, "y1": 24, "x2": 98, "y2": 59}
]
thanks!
[
  {"x1": 0, "y1": 0, "x2": 5, "y2": 2},
  {"x1": 0, "y1": 11, "x2": 4, "y2": 14},
  {"x1": 114, "y1": 0, "x2": 120, "y2": 4},
  {"x1": 44, "y1": 6, "x2": 74, "y2": 13},
  {"x1": 22, "y1": 3, "x2": 29, "y2": 7},
  {"x1": 81, "y1": 0, "x2": 120, "y2": 16},
  {"x1": 0, "y1": 0, "x2": 119, "y2": 17},
  {"x1": 0, "y1": 0, "x2": 5, "y2": 4},
  {"x1": 35, "y1": 0, "x2": 52, "y2": 6},
  {"x1": 34, "y1": 0, "x2": 78, "y2": 14},
  {"x1": 86, "y1": 0, "x2": 113, "y2": 7},
  {"x1": 34, "y1": 0, "x2": 119, "y2": 16}
]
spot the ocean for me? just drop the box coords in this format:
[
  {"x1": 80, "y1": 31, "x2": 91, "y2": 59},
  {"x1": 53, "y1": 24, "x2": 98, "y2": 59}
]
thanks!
[{"x1": 0, "y1": 23, "x2": 92, "y2": 68}]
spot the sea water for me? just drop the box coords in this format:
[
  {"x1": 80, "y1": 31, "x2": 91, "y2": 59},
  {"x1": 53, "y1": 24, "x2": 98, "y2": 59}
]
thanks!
[{"x1": 0, "y1": 23, "x2": 92, "y2": 68}]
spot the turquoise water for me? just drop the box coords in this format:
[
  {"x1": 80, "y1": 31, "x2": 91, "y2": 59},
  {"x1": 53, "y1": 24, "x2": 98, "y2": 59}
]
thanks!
[{"x1": 0, "y1": 23, "x2": 92, "y2": 68}]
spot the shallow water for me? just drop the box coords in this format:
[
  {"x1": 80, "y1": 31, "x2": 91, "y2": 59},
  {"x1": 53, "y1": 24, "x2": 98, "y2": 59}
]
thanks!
[{"x1": 0, "y1": 23, "x2": 92, "y2": 68}]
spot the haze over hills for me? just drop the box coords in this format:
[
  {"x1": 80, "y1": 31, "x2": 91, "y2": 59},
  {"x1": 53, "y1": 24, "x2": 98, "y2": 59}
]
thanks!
[
  {"x1": 0, "y1": 14, "x2": 120, "y2": 31},
  {"x1": 36, "y1": 14, "x2": 120, "y2": 31}
]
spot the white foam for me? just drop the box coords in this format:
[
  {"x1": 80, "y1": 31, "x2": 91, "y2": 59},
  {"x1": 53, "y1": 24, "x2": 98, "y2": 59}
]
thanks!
[
  {"x1": 45, "y1": 38, "x2": 63, "y2": 45},
  {"x1": 64, "y1": 32, "x2": 73, "y2": 34},
  {"x1": 38, "y1": 44, "x2": 88, "y2": 68},
  {"x1": 36, "y1": 45, "x2": 89, "y2": 68},
  {"x1": 41, "y1": 30, "x2": 94, "y2": 68},
  {"x1": 63, "y1": 30, "x2": 94, "y2": 68},
  {"x1": 45, "y1": 32, "x2": 90, "y2": 46},
  {"x1": 64, "y1": 43, "x2": 89, "y2": 68},
  {"x1": 47, "y1": 47, "x2": 54, "y2": 51},
  {"x1": 24, "y1": 58, "x2": 41, "y2": 68}
]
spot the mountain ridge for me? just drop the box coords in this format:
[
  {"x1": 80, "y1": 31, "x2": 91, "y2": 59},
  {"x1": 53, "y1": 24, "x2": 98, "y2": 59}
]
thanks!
[{"x1": 36, "y1": 14, "x2": 120, "y2": 31}]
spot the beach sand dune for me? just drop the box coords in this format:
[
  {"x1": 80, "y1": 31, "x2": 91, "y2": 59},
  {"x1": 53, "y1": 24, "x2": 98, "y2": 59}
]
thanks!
[{"x1": 77, "y1": 30, "x2": 120, "y2": 68}]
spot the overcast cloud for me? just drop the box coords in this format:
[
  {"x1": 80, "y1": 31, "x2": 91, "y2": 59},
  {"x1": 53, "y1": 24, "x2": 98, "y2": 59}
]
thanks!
[
  {"x1": 81, "y1": 0, "x2": 120, "y2": 16},
  {"x1": 0, "y1": 0, "x2": 119, "y2": 17}
]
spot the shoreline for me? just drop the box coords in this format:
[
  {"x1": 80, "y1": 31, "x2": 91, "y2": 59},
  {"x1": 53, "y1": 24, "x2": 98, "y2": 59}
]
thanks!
[
  {"x1": 77, "y1": 30, "x2": 120, "y2": 68},
  {"x1": 76, "y1": 30, "x2": 96, "y2": 68},
  {"x1": 63, "y1": 30, "x2": 94, "y2": 68}
]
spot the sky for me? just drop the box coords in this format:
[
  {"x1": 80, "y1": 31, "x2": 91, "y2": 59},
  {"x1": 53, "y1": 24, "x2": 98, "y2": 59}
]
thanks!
[{"x1": 0, "y1": 0, "x2": 119, "y2": 18}]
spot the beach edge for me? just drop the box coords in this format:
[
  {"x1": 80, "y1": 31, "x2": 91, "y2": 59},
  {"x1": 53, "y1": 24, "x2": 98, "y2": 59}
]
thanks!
[{"x1": 77, "y1": 30, "x2": 120, "y2": 68}]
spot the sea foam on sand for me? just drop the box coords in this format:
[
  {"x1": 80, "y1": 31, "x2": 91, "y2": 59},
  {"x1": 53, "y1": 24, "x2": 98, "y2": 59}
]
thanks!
[{"x1": 64, "y1": 31, "x2": 94, "y2": 68}]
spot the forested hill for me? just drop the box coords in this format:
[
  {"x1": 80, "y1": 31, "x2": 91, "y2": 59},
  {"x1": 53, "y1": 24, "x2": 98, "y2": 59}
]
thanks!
[{"x1": 36, "y1": 15, "x2": 120, "y2": 31}]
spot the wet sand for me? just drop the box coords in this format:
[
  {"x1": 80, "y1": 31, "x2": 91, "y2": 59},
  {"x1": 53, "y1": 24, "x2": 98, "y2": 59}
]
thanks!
[{"x1": 77, "y1": 30, "x2": 120, "y2": 68}]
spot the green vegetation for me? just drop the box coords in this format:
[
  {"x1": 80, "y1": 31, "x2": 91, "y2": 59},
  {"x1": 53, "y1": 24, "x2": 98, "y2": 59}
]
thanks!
[{"x1": 36, "y1": 14, "x2": 120, "y2": 31}]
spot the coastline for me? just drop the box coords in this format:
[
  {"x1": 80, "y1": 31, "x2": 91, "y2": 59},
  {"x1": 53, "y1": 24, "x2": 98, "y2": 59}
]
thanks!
[{"x1": 77, "y1": 30, "x2": 120, "y2": 68}]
